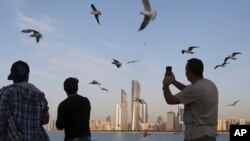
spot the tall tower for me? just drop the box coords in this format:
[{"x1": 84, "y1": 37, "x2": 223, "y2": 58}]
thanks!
[
  {"x1": 167, "y1": 110, "x2": 175, "y2": 131},
  {"x1": 131, "y1": 80, "x2": 140, "y2": 131},
  {"x1": 115, "y1": 89, "x2": 128, "y2": 131},
  {"x1": 120, "y1": 89, "x2": 128, "y2": 130}
]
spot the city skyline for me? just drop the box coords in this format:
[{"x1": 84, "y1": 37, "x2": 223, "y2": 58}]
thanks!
[{"x1": 1, "y1": 0, "x2": 250, "y2": 123}]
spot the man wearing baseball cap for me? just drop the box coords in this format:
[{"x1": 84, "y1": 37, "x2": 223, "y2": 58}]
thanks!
[{"x1": 0, "y1": 60, "x2": 50, "y2": 141}]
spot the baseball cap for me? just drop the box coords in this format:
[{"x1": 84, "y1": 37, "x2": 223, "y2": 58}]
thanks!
[{"x1": 8, "y1": 60, "x2": 30, "y2": 80}]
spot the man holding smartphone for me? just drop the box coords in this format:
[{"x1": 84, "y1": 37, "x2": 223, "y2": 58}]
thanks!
[{"x1": 162, "y1": 58, "x2": 218, "y2": 141}]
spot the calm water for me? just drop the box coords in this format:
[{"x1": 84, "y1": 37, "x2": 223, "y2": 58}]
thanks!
[{"x1": 47, "y1": 131, "x2": 229, "y2": 141}]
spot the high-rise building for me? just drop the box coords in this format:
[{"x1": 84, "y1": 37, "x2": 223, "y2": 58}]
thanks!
[
  {"x1": 120, "y1": 89, "x2": 128, "y2": 130},
  {"x1": 167, "y1": 110, "x2": 175, "y2": 131},
  {"x1": 176, "y1": 106, "x2": 184, "y2": 131},
  {"x1": 48, "y1": 119, "x2": 55, "y2": 131},
  {"x1": 115, "y1": 104, "x2": 121, "y2": 130},
  {"x1": 131, "y1": 80, "x2": 141, "y2": 131},
  {"x1": 115, "y1": 89, "x2": 128, "y2": 131}
]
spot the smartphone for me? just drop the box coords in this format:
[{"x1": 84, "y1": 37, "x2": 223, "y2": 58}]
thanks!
[{"x1": 166, "y1": 66, "x2": 172, "y2": 75}]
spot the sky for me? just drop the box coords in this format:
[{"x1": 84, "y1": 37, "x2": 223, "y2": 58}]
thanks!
[{"x1": 0, "y1": 0, "x2": 250, "y2": 123}]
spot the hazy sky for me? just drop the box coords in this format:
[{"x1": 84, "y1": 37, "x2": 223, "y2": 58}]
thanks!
[{"x1": 1, "y1": 0, "x2": 250, "y2": 123}]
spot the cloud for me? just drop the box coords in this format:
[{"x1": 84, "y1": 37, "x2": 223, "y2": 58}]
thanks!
[{"x1": 16, "y1": 12, "x2": 56, "y2": 33}]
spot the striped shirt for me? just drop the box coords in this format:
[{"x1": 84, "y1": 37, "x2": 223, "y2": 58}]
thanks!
[{"x1": 0, "y1": 83, "x2": 49, "y2": 141}]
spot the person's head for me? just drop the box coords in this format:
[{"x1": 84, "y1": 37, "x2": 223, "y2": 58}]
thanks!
[
  {"x1": 8, "y1": 60, "x2": 30, "y2": 83},
  {"x1": 185, "y1": 58, "x2": 204, "y2": 83},
  {"x1": 64, "y1": 77, "x2": 79, "y2": 96}
]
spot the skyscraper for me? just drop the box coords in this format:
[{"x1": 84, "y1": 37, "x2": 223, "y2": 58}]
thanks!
[
  {"x1": 115, "y1": 89, "x2": 128, "y2": 131},
  {"x1": 120, "y1": 89, "x2": 128, "y2": 130},
  {"x1": 167, "y1": 109, "x2": 175, "y2": 131},
  {"x1": 131, "y1": 80, "x2": 141, "y2": 131}
]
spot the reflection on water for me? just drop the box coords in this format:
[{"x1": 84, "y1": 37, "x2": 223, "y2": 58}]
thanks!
[{"x1": 47, "y1": 131, "x2": 229, "y2": 141}]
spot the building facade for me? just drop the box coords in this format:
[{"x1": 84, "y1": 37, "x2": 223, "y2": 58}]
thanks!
[{"x1": 131, "y1": 80, "x2": 141, "y2": 131}]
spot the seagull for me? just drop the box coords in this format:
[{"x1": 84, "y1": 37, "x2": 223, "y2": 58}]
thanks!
[
  {"x1": 182, "y1": 46, "x2": 199, "y2": 54},
  {"x1": 138, "y1": 0, "x2": 157, "y2": 31},
  {"x1": 100, "y1": 87, "x2": 109, "y2": 92},
  {"x1": 89, "y1": 80, "x2": 101, "y2": 86},
  {"x1": 111, "y1": 59, "x2": 122, "y2": 68},
  {"x1": 127, "y1": 60, "x2": 139, "y2": 64},
  {"x1": 143, "y1": 130, "x2": 150, "y2": 137},
  {"x1": 134, "y1": 98, "x2": 144, "y2": 104},
  {"x1": 21, "y1": 29, "x2": 43, "y2": 43},
  {"x1": 214, "y1": 62, "x2": 229, "y2": 70},
  {"x1": 224, "y1": 52, "x2": 242, "y2": 63},
  {"x1": 90, "y1": 4, "x2": 101, "y2": 25},
  {"x1": 225, "y1": 100, "x2": 240, "y2": 107}
]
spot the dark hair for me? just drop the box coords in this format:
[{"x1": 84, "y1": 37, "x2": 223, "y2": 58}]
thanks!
[
  {"x1": 64, "y1": 77, "x2": 79, "y2": 94},
  {"x1": 186, "y1": 58, "x2": 204, "y2": 76}
]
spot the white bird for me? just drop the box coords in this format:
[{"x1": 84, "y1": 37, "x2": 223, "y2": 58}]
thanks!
[
  {"x1": 100, "y1": 87, "x2": 109, "y2": 92},
  {"x1": 214, "y1": 62, "x2": 229, "y2": 70},
  {"x1": 224, "y1": 52, "x2": 242, "y2": 63},
  {"x1": 182, "y1": 46, "x2": 199, "y2": 54},
  {"x1": 89, "y1": 80, "x2": 101, "y2": 86},
  {"x1": 138, "y1": 0, "x2": 157, "y2": 31},
  {"x1": 225, "y1": 100, "x2": 240, "y2": 107},
  {"x1": 90, "y1": 4, "x2": 101, "y2": 25},
  {"x1": 127, "y1": 60, "x2": 139, "y2": 64},
  {"x1": 22, "y1": 29, "x2": 43, "y2": 43},
  {"x1": 112, "y1": 59, "x2": 122, "y2": 68}
]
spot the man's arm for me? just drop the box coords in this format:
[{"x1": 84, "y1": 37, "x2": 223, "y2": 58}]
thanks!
[
  {"x1": 172, "y1": 80, "x2": 187, "y2": 91},
  {"x1": 56, "y1": 104, "x2": 65, "y2": 130},
  {"x1": 162, "y1": 75, "x2": 181, "y2": 105}
]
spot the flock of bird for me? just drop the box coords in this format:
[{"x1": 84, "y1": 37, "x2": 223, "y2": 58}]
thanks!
[
  {"x1": 19, "y1": 0, "x2": 243, "y2": 118},
  {"x1": 214, "y1": 52, "x2": 242, "y2": 70}
]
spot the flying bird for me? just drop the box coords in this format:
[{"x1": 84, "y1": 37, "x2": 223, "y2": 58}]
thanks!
[
  {"x1": 138, "y1": 0, "x2": 157, "y2": 31},
  {"x1": 21, "y1": 29, "x2": 43, "y2": 43},
  {"x1": 111, "y1": 59, "x2": 122, "y2": 68},
  {"x1": 134, "y1": 98, "x2": 144, "y2": 104},
  {"x1": 214, "y1": 62, "x2": 229, "y2": 70},
  {"x1": 100, "y1": 87, "x2": 109, "y2": 92},
  {"x1": 89, "y1": 80, "x2": 101, "y2": 86},
  {"x1": 182, "y1": 46, "x2": 199, "y2": 54},
  {"x1": 143, "y1": 130, "x2": 150, "y2": 137},
  {"x1": 225, "y1": 100, "x2": 240, "y2": 107},
  {"x1": 90, "y1": 4, "x2": 101, "y2": 25},
  {"x1": 224, "y1": 52, "x2": 242, "y2": 63},
  {"x1": 127, "y1": 60, "x2": 139, "y2": 64}
]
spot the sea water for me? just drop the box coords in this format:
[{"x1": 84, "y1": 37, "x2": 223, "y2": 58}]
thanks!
[{"x1": 47, "y1": 131, "x2": 229, "y2": 141}]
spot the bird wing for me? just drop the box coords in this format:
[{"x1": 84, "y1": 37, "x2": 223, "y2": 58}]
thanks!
[
  {"x1": 142, "y1": 0, "x2": 151, "y2": 11},
  {"x1": 214, "y1": 65, "x2": 220, "y2": 70},
  {"x1": 232, "y1": 52, "x2": 242, "y2": 56},
  {"x1": 22, "y1": 29, "x2": 34, "y2": 33},
  {"x1": 188, "y1": 46, "x2": 198, "y2": 51},
  {"x1": 112, "y1": 59, "x2": 119, "y2": 63},
  {"x1": 138, "y1": 15, "x2": 150, "y2": 31},
  {"x1": 95, "y1": 15, "x2": 100, "y2": 25},
  {"x1": 36, "y1": 36, "x2": 40, "y2": 43},
  {"x1": 234, "y1": 100, "x2": 240, "y2": 104},
  {"x1": 101, "y1": 88, "x2": 109, "y2": 91},
  {"x1": 91, "y1": 4, "x2": 97, "y2": 11},
  {"x1": 224, "y1": 57, "x2": 230, "y2": 63}
]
